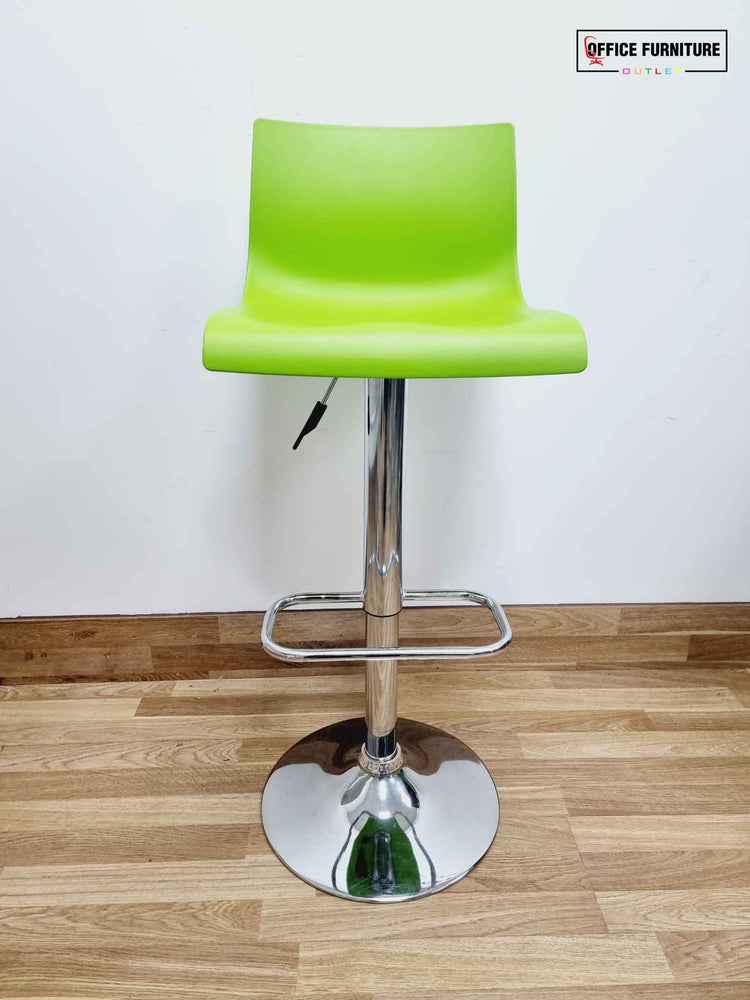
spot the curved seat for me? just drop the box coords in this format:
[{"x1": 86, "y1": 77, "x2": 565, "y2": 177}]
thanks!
[
  {"x1": 204, "y1": 304, "x2": 585, "y2": 379},
  {"x1": 203, "y1": 120, "x2": 587, "y2": 378}
]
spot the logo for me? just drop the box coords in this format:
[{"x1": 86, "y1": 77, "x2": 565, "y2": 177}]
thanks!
[
  {"x1": 577, "y1": 30, "x2": 728, "y2": 76},
  {"x1": 583, "y1": 36, "x2": 604, "y2": 67}
]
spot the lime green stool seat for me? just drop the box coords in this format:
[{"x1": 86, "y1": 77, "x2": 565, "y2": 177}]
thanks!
[{"x1": 203, "y1": 120, "x2": 586, "y2": 378}]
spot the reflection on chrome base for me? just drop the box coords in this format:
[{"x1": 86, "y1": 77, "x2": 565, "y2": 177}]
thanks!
[{"x1": 261, "y1": 717, "x2": 499, "y2": 902}]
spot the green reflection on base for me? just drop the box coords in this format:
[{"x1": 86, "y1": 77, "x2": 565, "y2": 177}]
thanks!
[{"x1": 346, "y1": 816, "x2": 421, "y2": 898}]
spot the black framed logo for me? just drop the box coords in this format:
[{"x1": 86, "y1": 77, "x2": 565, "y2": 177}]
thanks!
[{"x1": 576, "y1": 30, "x2": 728, "y2": 75}]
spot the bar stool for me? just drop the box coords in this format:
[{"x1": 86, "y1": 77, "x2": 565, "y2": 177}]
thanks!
[{"x1": 204, "y1": 119, "x2": 587, "y2": 901}]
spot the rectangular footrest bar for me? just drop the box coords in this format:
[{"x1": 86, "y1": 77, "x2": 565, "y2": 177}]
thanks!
[{"x1": 261, "y1": 589, "x2": 512, "y2": 664}]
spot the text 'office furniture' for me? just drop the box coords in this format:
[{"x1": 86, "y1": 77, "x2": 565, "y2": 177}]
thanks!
[{"x1": 204, "y1": 119, "x2": 587, "y2": 902}]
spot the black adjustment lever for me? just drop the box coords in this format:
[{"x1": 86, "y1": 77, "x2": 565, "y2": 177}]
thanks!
[{"x1": 292, "y1": 378, "x2": 338, "y2": 450}]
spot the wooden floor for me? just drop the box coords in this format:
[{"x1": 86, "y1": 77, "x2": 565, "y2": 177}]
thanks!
[{"x1": 1, "y1": 603, "x2": 750, "y2": 997}]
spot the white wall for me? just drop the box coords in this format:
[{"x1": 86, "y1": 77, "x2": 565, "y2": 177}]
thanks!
[{"x1": 1, "y1": 0, "x2": 748, "y2": 617}]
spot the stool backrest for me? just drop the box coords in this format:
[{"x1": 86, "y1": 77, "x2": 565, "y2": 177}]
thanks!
[{"x1": 243, "y1": 120, "x2": 521, "y2": 301}]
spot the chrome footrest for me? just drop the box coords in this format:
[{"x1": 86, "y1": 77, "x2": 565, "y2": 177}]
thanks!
[{"x1": 261, "y1": 589, "x2": 512, "y2": 664}]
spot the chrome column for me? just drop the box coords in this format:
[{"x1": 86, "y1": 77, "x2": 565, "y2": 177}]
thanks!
[
  {"x1": 363, "y1": 378, "x2": 405, "y2": 760},
  {"x1": 260, "y1": 375, "x2": 504, "y2": 901}
]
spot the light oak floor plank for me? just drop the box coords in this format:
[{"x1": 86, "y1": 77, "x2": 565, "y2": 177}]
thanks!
[
  {"x1": 0, "y1": 859, "x2": 312, "y2": 906},
  {"x1": 492, "y1": 785, "x2": 569, "y2": 816},
  {"x1": 488, "y1": 758, "x2": 750, "y2": 787},
  {"x1": 0, "y1": 678, "x2": 171, "y2": 699},
  {"x1": 261, "y1": 891, "x2": 606, "y2": 941},
  {"x1": 0, "y1": 899, "x2": 262, "y2": 948},
  {"x1": 375, "y1": 987, "x2": 750, "y2": 999},
  {"x1": 0, "y1": 712, "x2": 350, "y2": 745},
  {"x1": 0, "y1": 765, "x2": 267, "y2": 800},
  {"x1": 597, "y1": 890, "x2": 750, "y2": 931},
  {"x1": 564, "y1": 783, "x2": 750, "y2": 816},
  {"x1": 647, "y1": 711, "x2": 750, "y2": 730},
  {"x1": 0, "y1": 944, "x2": 297, "y2": 997},
  {"x1": 427, "y1": 709, "x2": 652, "y2": 733},
  {"x1": 571, "y1": 816, "x2": 750, "y2": 852},
  {"x1": 0, "y1": 824, "x2": 254, "y2": 866},
  {"x1": 0, "y1": 793, "x2": 259, "y2": 831},
  {"x1": 0, "y1": 737, "x2": 297, "y2": 771},
  {"x1": 520, "y1": 733, "x2": 750, "y2": 759},
  {"x1": 583, "y1": 851, "x2": 750, "y2": 891},
  {"x1": 0, "y1": 699, "x2": 141, "y2": 722},
  {"x1": 551, "y1": 667, "x2": 750, "y2": 690},
  {"x1": 297, "y1": 935, "x2": 675, "y2": 991}
]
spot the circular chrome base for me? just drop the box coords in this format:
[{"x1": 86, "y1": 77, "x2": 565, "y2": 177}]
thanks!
[{"x1": 261, "y1": 717, "x2": 499, "y2": 902}]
